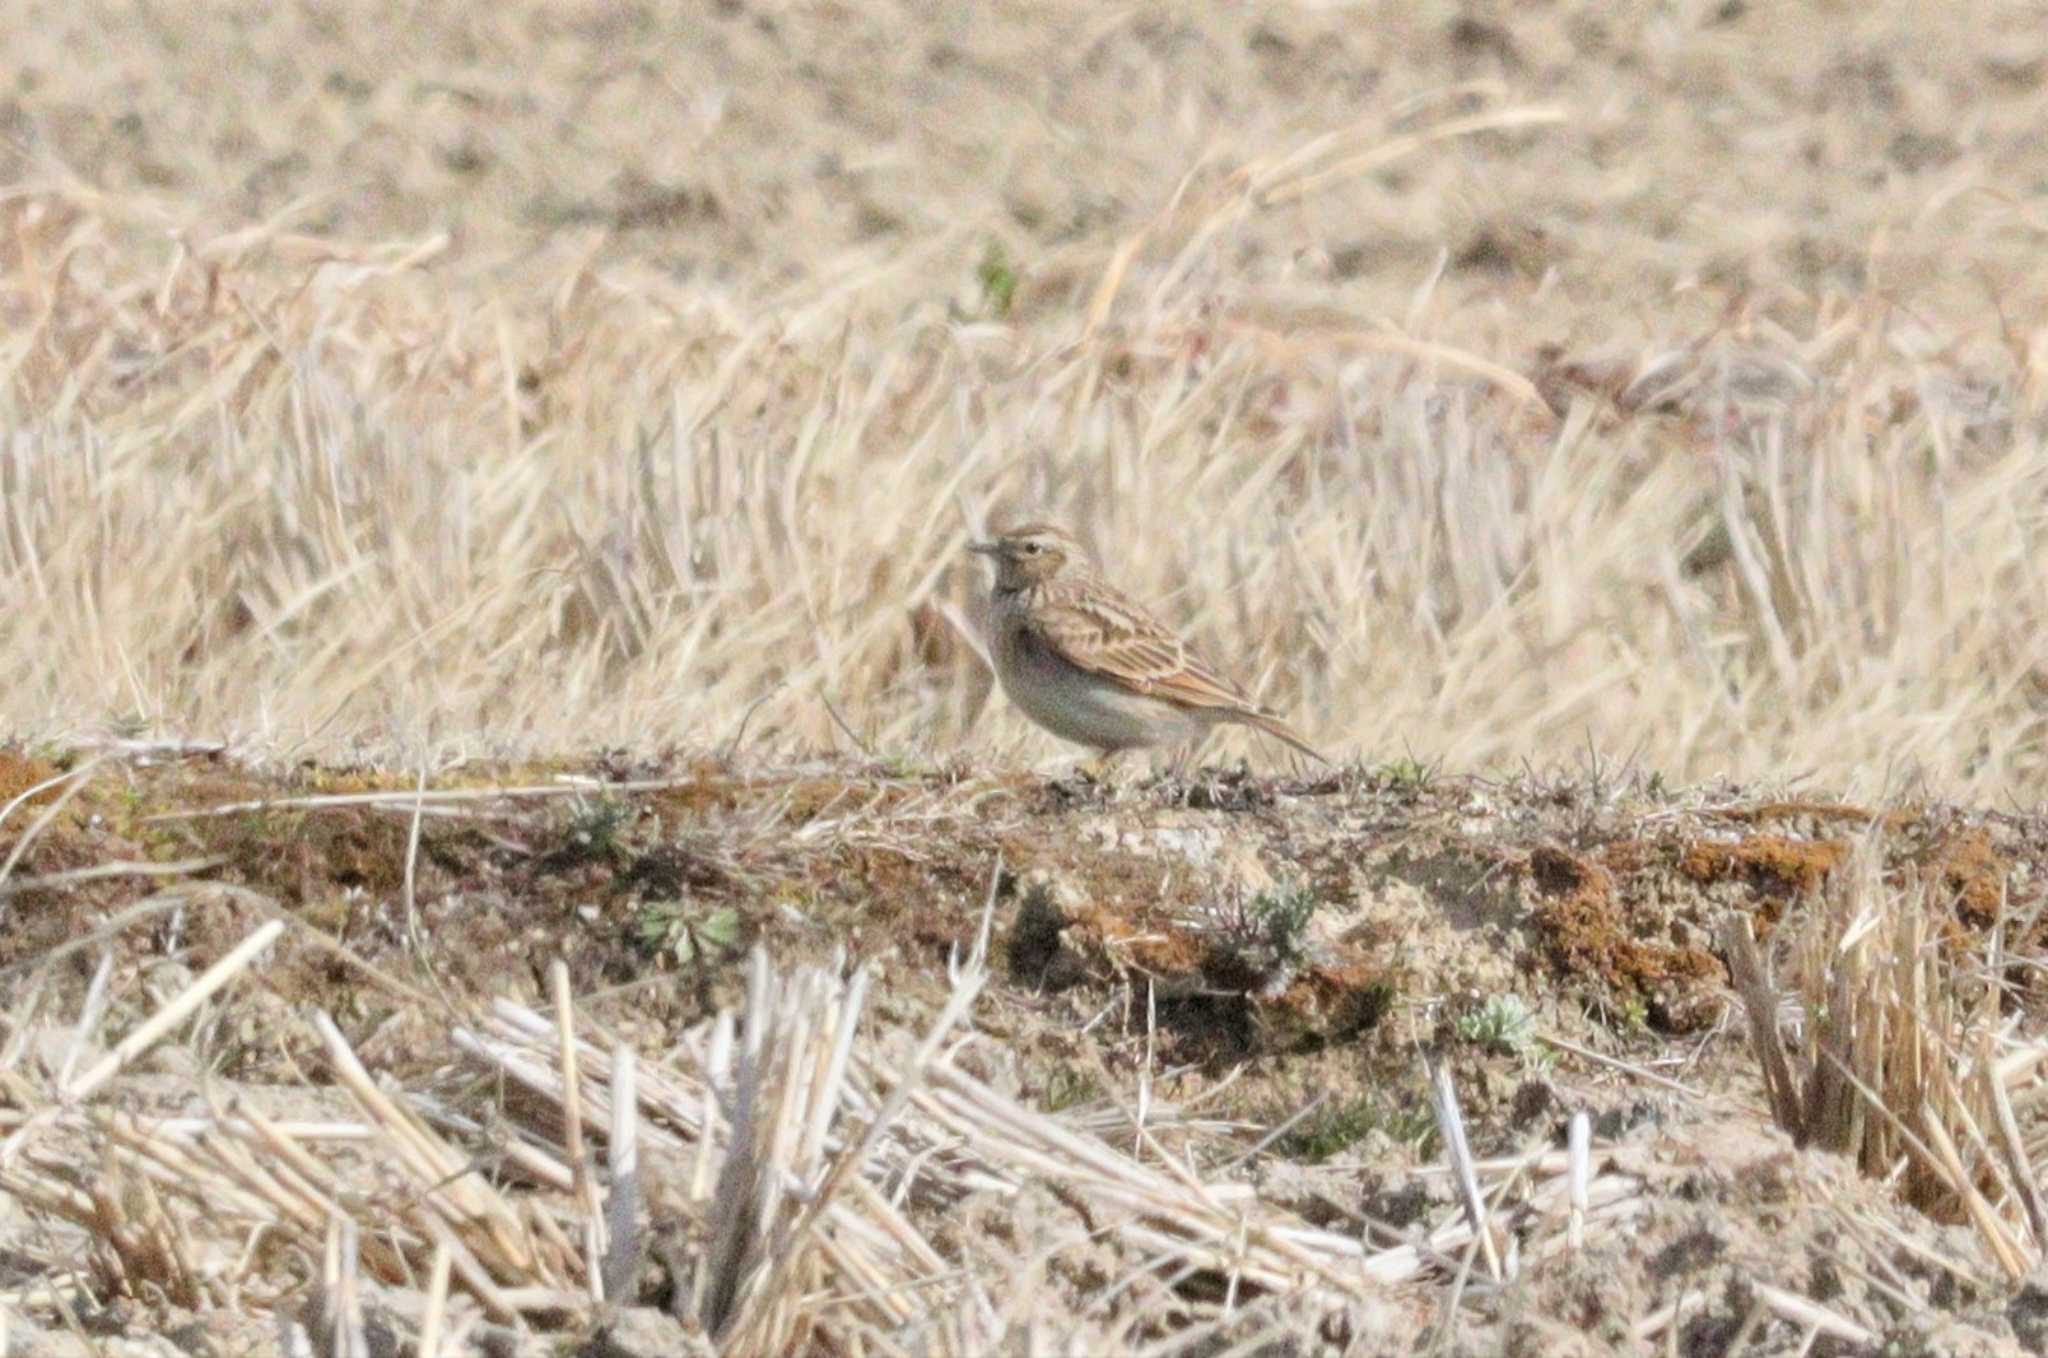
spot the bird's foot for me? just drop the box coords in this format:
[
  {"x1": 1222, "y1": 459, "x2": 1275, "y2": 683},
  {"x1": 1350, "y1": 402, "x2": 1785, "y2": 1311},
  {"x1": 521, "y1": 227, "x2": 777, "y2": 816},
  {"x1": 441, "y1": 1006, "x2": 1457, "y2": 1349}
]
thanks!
[{"x1": 1076, "y1": 749, "x2": 1143, "y2": 798}]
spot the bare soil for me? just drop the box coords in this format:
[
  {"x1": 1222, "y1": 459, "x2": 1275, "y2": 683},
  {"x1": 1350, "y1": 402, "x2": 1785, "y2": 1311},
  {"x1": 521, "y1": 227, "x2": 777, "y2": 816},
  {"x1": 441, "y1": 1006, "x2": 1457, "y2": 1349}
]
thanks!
[{"x1": 3, "y1": 745, "x2": 2044, "y2": 1354}]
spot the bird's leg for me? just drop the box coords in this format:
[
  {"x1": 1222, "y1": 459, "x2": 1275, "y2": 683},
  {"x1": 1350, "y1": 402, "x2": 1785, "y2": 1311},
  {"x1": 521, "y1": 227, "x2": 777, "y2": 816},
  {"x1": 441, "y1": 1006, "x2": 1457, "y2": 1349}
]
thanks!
[{"x1": 1080, "y1": 747, "x2": 1135, "y2": 796}]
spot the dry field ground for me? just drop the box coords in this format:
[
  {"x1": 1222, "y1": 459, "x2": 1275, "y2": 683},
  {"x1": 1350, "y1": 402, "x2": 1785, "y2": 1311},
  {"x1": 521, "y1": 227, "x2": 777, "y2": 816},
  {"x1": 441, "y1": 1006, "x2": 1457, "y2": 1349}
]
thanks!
[{"x1": 3, "y1": 1, "x2": 2048, "y2": 1354}]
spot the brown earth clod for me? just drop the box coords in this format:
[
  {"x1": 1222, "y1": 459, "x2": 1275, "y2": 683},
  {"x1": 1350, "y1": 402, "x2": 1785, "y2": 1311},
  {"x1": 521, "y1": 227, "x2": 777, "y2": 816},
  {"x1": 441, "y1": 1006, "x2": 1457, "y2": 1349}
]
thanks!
[{"x1": 1525, "y1": 843, "x2": 1726, "y2": 1033}]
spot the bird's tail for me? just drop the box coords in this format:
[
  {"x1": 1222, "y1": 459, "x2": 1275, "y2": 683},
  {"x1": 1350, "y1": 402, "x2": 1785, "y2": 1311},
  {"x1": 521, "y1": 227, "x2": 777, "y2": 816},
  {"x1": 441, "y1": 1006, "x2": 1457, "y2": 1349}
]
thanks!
[{"x1": 1241, "y1": 710, "x2": 1331, "y2": 765}]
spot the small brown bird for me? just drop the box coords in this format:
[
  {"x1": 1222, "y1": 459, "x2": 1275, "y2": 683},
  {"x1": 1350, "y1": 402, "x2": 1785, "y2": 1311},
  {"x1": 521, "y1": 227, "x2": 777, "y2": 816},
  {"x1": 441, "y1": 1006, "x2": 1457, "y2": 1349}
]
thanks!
[{"x1": 969, "y1": 523, "x2": 1326, "y2": 762}]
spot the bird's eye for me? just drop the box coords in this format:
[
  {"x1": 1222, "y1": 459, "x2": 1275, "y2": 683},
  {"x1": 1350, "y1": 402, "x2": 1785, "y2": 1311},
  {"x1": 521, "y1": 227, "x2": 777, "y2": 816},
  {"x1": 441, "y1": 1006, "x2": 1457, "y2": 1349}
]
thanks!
[{"x1": 1021, "y1": 542, "x2": 1041, "y2": 554}]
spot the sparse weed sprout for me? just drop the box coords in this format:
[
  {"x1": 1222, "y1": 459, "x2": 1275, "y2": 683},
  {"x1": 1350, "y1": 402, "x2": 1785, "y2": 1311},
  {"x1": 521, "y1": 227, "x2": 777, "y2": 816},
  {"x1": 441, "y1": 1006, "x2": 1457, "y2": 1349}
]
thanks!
[
  {"x1": 1282, "y1": 1093, "x2": 1438, "y2": 1162},
  {"x1": 876, "y1": 750, "x2": 922, "y2": 778},
  {"x1": 1254, "y1": 885, "x2": 1321, "y2": 972},
  {"x1": 1041, "y1": 1066, "x2": 1103, "y2": 1114},
  {"x1": 635, "y1": 900, "x2": 741, "y2": 967},
  {"x1": 1455, "y1": 992, "x2": 1539, "y2": 1058},
  {"x1": 109, "y1": 712, "x2": 152, "y2": 740},
  {"x1": 976, "y1": 239, "x2": 1019, "y2": 318},
  {"x1": 1374, "y1": 756, "x2": 1436, "y2": 791},
  {"x1": 1194, "y1": 882, "x2": 1324, "y2": 994},
  {"x1": 563, "y1": 798, "x2": 631, "y2": 862}
]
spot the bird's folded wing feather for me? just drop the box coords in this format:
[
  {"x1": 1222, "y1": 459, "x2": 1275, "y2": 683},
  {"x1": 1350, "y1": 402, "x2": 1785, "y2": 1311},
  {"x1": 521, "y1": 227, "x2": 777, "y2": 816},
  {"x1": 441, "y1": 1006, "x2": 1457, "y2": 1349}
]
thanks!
[{"x1": 1032, "y1": 579, "x2": 1260, "y2": 713}]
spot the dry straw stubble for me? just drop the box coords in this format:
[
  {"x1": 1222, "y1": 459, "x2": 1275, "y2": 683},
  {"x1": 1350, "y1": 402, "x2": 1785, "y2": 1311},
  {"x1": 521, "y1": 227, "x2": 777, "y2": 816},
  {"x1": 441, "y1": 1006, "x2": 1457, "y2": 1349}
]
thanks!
[{"x1": 0, "y1": 2, "x2": 2045, "y2": 791}]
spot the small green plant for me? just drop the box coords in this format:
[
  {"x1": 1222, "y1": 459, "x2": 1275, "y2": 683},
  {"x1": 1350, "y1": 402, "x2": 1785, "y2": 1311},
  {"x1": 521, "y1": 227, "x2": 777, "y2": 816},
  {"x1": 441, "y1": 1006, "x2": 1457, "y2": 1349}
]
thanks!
[
  {"x1": 1610, "y1": 991, "x2": 1650, "y2": 1034},
  {"x1": 1041, "y1": 1066, "x2": 1102, "y2": 1114},
  {"x1": 874, "y1": 749, "x2": 926, "y2": 779},
  {"x1": 1195, "y1": 882, "x2": 1325, "y2": 993},
  {"x1": 1284, "y1": 1098, "x2": 1379, "y2": 1162},
  {"x1": 635, "y1": 900, "x2": 741, "y2": 967},
  {"x1": 1455, "y1": 992, "x2": 1542, "y2": 1060},
  {"x1": 561, "y1": 797, "x2": 631, "y2": 863},
  {"x1": 1252, "y1": 885, "x2": 1320, "y2": 973},
  {"x1": 1373, "y1": 754, "x2": 1438, "y2": 791},
  {"x1": 976, "y1": 239, "x2": 1020, "y2": 318},
  {"x1": 1280, "y1": 1093, "x2": 1438, "y2": 1162}
]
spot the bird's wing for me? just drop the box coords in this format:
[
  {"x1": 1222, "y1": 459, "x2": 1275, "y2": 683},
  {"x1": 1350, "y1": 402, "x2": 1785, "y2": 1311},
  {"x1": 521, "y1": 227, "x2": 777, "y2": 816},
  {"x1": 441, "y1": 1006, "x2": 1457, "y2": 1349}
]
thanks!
[{"x1": 1030, "y1": 577, "x2": 1260, "y2": 715}]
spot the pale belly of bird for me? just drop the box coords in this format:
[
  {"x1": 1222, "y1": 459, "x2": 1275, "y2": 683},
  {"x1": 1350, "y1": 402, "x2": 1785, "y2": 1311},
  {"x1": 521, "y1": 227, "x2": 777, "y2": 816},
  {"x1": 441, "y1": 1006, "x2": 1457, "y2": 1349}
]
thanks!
[{"x1": 993, "y1": 619, "x2": 1209, "y2": 752}]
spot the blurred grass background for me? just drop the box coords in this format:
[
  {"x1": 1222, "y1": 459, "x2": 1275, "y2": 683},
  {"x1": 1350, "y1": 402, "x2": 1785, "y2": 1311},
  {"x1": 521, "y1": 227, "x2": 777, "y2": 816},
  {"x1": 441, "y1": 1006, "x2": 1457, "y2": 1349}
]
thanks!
[{"x1": 2, "y1": 0, "x2": 2045, "y2": 794}]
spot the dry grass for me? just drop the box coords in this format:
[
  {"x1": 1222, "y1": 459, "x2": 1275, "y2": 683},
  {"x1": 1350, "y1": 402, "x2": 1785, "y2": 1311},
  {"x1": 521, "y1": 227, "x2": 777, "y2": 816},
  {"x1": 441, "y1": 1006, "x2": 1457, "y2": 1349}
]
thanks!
[
  {"x1": 4, "y1": 2, "x2": 2048, "y2": 1352},
  {"x1": 3, "y1": 845, "x2": 2037, "y2": 1353},
  {"x1": 0, "y1": 908, "x2": 1622, "y2": 1353},
  {"x1": 2, "y1": 1, "x2": 2047, "y2": 795},
  {"x1": 0, "y1": 751, "x2": 2042, "y2": 1352},
  {"x1": 1726, "y1": 835, "x2": 2048, "y2": 1279}
]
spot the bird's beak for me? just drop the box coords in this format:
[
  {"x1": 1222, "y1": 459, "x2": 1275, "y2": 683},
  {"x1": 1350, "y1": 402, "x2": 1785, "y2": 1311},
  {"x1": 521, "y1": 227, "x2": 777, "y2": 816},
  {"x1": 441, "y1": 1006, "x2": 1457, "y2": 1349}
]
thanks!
[{"x1": 967, "y1": 539, "x2": 998, "y2": 556}]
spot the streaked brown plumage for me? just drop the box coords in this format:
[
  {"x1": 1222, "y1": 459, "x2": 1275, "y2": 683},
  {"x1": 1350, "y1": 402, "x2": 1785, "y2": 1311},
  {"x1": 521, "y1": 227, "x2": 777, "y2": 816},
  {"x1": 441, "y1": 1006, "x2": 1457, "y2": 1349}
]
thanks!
[{"x1": 969, "y1": 523, "x2": 1325, "y2": 762}]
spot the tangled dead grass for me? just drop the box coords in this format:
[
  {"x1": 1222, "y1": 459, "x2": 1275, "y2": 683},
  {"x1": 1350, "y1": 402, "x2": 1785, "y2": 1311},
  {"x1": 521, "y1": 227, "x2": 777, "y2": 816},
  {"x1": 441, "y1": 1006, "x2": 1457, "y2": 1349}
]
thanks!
[
  {"x1": 0, "y1": 750, "x2": 2042, "y2": 1353},
  {"x1": 1, "y1": 890, "x2": 2033, "y2": 1355},
  {"x1": 1727, "y1": 839, "x2": 2048, "y2": 1276},
  {"x1": 1, "y1": 1, "x2": 2046, "y2": 798},
  {"x1": 0, "y1": 886, "x2": 1593, "y2": 1354}
]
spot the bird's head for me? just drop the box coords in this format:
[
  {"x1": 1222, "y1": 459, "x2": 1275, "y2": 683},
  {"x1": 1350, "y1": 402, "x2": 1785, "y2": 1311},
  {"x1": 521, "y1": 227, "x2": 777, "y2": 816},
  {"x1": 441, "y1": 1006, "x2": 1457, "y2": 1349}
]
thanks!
[{"x1": 968, "y1": 522, "x2": 1090, "y2": 590}]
